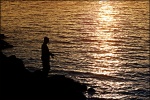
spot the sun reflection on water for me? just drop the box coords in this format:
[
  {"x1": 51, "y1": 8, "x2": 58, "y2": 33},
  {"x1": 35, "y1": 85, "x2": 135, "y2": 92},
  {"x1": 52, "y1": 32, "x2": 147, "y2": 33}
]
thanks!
[
  {"x1": 89, "y1": 2, "x2": 121, "y2": 76},
  {"x1": 98, "y1": 2, "x2": 115, "y2": 24}
]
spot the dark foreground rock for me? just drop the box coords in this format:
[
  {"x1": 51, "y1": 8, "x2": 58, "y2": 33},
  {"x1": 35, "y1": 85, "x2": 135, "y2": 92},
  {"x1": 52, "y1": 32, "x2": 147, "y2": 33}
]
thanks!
[
  {"x1": 0, "y1": 52, "x2": 87, "y2": 100},
  {"x1": 0, "y1": 34, "x2": 87, "y2": 100}
]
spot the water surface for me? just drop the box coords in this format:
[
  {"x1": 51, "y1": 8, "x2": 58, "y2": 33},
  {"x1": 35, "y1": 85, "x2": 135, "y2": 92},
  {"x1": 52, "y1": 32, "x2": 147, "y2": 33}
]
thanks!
[{"x1": 1, "y1": 1, "x2": 149, "y2": 99}]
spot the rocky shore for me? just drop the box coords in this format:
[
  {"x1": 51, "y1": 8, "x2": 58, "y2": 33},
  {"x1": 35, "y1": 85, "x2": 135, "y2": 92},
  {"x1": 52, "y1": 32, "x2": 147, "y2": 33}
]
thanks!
[
  {"x1": 0, "y1": 55, "x2": 87, "y2": 100},
  {"x1": 0, "y1": 34, "x2": 88, "y2": 100},
  {"x1": 0, "y1": 34, "x2": 117, "y2": 100}
]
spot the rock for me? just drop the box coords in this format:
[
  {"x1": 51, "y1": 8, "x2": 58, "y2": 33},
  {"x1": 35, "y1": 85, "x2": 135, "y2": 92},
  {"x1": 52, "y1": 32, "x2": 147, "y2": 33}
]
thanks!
[
  {"x1": 0, "y1": 36, "x2": 87, "y2": 100},
  {"x1": 0, "y1": 52, "x2": 87, "y2": 100}
]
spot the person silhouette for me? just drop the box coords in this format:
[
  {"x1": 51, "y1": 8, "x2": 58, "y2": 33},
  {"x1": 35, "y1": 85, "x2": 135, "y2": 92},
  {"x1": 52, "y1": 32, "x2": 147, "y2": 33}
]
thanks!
[{"x1": 41, "y1": 37, "x2": 54, "y2": 77}]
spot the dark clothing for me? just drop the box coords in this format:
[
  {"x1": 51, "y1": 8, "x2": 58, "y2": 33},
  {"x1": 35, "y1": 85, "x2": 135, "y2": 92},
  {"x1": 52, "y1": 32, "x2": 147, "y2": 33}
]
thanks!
[
  {"x1": 41, "y1": 43, "x2": 50, "y2": 62},
  {"x1": 41, "y1": 37, "x2": 54, "y2": 77},
  {"x1": 41, "y1": 43, "x2": 52, "y2": 77}
]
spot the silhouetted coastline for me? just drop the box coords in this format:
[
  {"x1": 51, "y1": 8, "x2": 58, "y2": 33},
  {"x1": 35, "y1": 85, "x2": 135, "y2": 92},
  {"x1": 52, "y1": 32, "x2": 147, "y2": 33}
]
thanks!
[
  {"x1": 0, "y1": 55, "x2": 87, "y2": 100},
  {"x1": 0, "y1": 34, "x2": 118, "y2": 100},
  {"x1": 0, "y1": 34, "x2": 87, "y2": 100}
]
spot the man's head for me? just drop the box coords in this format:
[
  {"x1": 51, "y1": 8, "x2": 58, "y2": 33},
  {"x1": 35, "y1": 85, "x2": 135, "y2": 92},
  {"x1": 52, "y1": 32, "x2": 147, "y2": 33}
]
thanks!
[{"x1": 44, "y1": 37, "x2": 49, "y2": 44}]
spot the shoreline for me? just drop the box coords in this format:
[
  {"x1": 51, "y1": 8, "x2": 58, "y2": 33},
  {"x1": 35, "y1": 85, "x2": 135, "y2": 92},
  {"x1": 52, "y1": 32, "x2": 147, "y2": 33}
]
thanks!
[
  {"x1": 0, "y1": 34, "x2": 118, "y2": 100},
  {"x1": 0, "y1": 49, "x2": 87, "y2": 100},
  {"x1": 0, "y1": 34, "x2": 87, "y2": 100}
]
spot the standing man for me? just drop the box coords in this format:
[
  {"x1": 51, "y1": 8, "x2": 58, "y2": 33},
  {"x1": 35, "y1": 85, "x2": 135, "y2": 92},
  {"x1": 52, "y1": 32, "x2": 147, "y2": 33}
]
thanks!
[{"x1": 41, "y1": 37, "x2": 54, "y2": 77}]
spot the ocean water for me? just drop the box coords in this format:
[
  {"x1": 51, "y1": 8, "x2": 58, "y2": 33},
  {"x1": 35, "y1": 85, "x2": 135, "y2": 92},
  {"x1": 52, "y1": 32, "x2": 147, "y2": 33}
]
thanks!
[{"x1": 1, "y1": 0, "x2": 149, "y2": 99}]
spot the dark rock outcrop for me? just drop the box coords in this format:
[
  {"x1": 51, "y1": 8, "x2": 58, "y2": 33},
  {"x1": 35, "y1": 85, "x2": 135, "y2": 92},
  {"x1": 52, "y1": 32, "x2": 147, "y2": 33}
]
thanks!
[
  {"x1": 0, "y1": 51, "x2": 87, "y2": 100},
  {"x1": 0, "y1": 34, "x2": 87, "y2": 100}
]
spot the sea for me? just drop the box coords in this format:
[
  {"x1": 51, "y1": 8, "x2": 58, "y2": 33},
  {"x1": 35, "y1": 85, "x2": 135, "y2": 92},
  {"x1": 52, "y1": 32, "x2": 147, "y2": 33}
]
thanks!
[{"x1": 1, "y1": 0, "x2": 149, "y2": 100}]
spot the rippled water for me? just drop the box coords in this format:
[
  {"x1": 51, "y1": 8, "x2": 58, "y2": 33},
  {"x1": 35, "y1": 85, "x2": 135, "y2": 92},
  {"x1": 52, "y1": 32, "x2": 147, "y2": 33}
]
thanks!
[{"x1": 1, "y1": 0, "x2": 150, "y2": 99}]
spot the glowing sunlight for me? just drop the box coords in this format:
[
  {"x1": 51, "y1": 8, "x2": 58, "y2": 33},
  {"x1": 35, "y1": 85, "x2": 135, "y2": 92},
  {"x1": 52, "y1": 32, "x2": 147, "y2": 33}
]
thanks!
[
  {"x1": 99, "y1": 4, "x2": 114, "y2": 23},
  {"x1": 89, "y1": 2, "x2": 120, "y2": 75}
]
